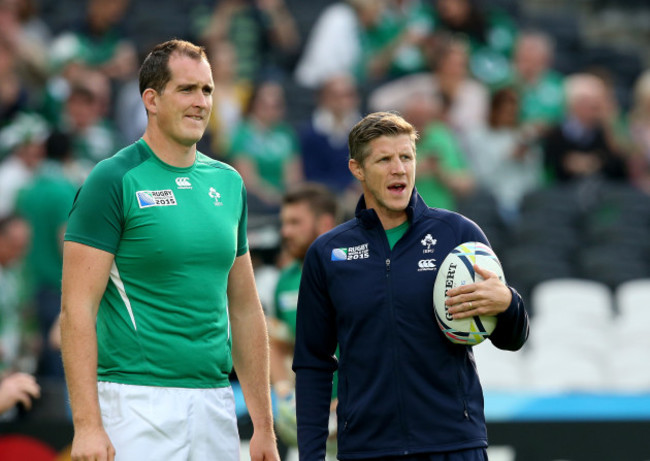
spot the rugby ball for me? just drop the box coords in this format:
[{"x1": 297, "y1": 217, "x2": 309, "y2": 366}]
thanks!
[{"x1": 433, "y1": 241, "x2": 505, "y2": 346}]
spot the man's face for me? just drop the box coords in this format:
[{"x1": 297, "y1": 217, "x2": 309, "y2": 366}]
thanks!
[
  {"x1": 437, "y1": 0, "x2": 470, "y2": 26},
  {"x1": 67, "y1": 92, "x2": 101, "y2": 131},
  {"x1": 0, "y1": 218, "x2": 30, "y2": 267},
  {"x1": 322, "y1": 76, "x2": 358, "y2": 119},
  {"x1": 349, "y1": 134, "x2": 416, "y2": 224},
  {"x1": 281, "y1": 201, "x2": 321, "y2": 261},
  {"x1": 572, "y1": 93, "x2": 605, "y2": 127},
  {"x1": 514, "y1": 37, "x2": 549, "y2": 82},
  {"x1": 153, "y1": 54, "x2": 213, "y2": 148},
  {"x1": 252, "y1": 83, "x2": 285, "y2": 126}
]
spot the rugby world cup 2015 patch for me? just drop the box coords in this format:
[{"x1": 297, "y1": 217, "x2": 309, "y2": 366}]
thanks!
[
  {"x1": 136, "y1": 190, "x2": 177, "y2": 208},
  {"x1": 331, "y1": 243, "x2": 370, "y2": 261}
]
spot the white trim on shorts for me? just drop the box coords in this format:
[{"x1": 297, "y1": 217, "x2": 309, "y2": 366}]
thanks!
[{"x1": 98, "y1": 382, "x2": 240, "y2": 461}]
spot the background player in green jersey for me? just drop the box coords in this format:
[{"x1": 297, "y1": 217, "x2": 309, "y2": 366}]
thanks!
[
  {"x1": 60, "y1": 39, "x2": 279, "y2": 461},
  {"x1": 268, "y1": 183, "x2": 339, "y2": 453}
]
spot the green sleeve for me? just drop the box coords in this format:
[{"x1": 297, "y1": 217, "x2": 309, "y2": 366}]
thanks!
[
  {"x1": 236, "y1": 182, "x2": 249, "y2": 256},
  {"x1": 64, "y1": 160, "x2": 124, "y2": 254},
  {"x1": 281, "y1": 123, "x2": 300, "y2": 159},
  {"x1": 228, "y1": 123, "x2": 248, "y2": 160},
  {"x1": 48, "y1": 182, "x2": 78, "y2": 228},
  {"x1": 418, "y1": 124, "x2": 468, "y2": 171}
]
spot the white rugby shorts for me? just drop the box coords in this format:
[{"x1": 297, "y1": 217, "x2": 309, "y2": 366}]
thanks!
[{"x1": 98, "y1": 382, "x2": 240, "y2": 461}]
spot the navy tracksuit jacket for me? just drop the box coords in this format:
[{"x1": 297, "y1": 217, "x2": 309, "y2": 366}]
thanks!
[{"x1": 293, "y1": 191, "x2": 529, "y2": 460}]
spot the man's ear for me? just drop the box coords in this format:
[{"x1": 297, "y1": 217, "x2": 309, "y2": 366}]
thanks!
[
  {"x1": 349, "y1": 158, "x2": 364, "y2": 182},
  {"x1": 142, "y1": 88, "x2": 157, "y2": 115}
]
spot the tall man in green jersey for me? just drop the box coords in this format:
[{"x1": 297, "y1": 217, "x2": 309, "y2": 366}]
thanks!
[
  {"x1": 269, "y1": 183, "x2": 338, "y2": 451},
  {"x1": 60, "y1": 39, "x2": 280, "y2": 461}
]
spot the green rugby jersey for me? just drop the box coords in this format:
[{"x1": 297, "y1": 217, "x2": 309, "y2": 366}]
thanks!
[
  {"x1": 273, "y1": 261, "x2": 302, "y2": 339},
  {"x1": 272, "y1": 260, "x2": 338, "y2": 399},
  {"x1": 65, "y1": 139, "x2": 248, "y2": 388}
]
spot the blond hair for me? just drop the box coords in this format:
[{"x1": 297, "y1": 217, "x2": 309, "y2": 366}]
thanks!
[{"x1": 348, "y1": 112, "x2": 418, "y2": 165}]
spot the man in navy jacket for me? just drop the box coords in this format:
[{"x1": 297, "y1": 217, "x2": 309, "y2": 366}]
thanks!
[{"x1": 293, "y1": 112, "x2": 529, "y2": 461}]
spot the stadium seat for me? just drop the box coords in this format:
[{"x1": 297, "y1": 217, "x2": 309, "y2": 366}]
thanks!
[
  {"x1": 582, "y1": 45, "x2": 645, "y2": 89},
  {"x1": 612, "y1": 280, "x2": 650, "y2": 365},
  {"x1": 615, "y1": 278, "x2": 650, "y2": 318},
  {"x1": 529, "y1": 314, "x2": 617, "y2": 362},
  {"x1": 576, "y1": 244, "x2": 650, "y2": 289},
  {"x1": 456, "y1": 190, "x2": 509, "y2": 256},
  {"x1": 510, "y1": 215, "x2": 580, "y2": 255},
  {"x1": 521, "y1": 11, "x2": 582, "y2": 51},
  {"x1": 582, "y1": 182, "x2": 650, "y2": 244},
  {"x1": 526, "y1": 279, "x2": 617, "y2": 391},
  {"x1": 501, "y1": 247, "x2": 575, "y2": 308},
  {"x1": 606, "y1": 344, "x2": 650, "y2": 392},
  {"x1": 531, "y1": 278, "x2": 614, "y2": 323},
  {"x1": 526, "y1": 346, "x2": 609, "y2": 392},
  {"x1": 283, "y1": 80, "x2": 317, "y2": 128},
  {"x1": 488, "y1": 0, "x2": 521, "y2": 18},
  {"x1": 518, "y1": 185, "x2": 584, "y2": 228}
]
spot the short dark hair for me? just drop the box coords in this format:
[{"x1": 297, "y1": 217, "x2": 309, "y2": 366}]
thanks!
[
  {"x1": 488, "y1": 87, "x2": 519, "y2": 128},
  {"x1": 348, "y1": 111, "x2": 418, "y2": 165},
  {"x1": 45, "y1": 130, "x2": 72, "y2": 162},
  {"x1": 69, "y1": 84, "x2": 97, "y2": 103},
  {"x1": 139, "y1": 39, "x2": 208, "y2": 96},
  {"x1": 283, "y1": 182, "x2": 339, "y2": 221}
]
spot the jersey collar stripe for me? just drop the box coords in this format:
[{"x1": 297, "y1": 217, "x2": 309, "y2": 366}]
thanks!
[{"x1": 110, "y1": 262, "x2": 138, "y2": 331}]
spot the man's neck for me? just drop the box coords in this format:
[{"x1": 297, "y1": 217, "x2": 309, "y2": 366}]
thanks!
[
  {"x1": 375, "y1": 210, "x2": 408, "y2": 230},
  {"x1": 142, "y1": 131, "x2": 196, "y2": 168}
]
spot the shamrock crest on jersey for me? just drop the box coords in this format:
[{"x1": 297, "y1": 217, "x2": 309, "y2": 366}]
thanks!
[{"x1": 209, "y1": 187, "x2": 223, "y2": 206}]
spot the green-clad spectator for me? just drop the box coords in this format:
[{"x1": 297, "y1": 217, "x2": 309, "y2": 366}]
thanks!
[
  {"x1": 198, "y1": 0, "x2": 300, "y2": 84},
  {"x1": 268, "y1": 183, "x2": 339, "y2": 455},
  {"x1": 44, "y1": 70, "x2": 122, "y2": 174},
  {"x1": 295, "y1": 0, "x2": 435, "y2": 89},
  {"x1": 61, "y1": 75, "x2": 122, "y2": 167},
  {"x1": 0, "y1": 215, "x2": 33, "y2": 374},
  {"x1": 43, "y1": 0, "x2": 137, "y2": 135},
  {"x1": 229, "y1": 81, "x2": 302, "y2": 214},
  {"x1": 0, "y1": 112, "x2": 49, "y2": 218},
  {"x1": 48, "y1": 0, "x2": 136, "y2": 81},
  {"x1": 432, "y1": 0, "x2": 519, "y2": 88},
  {"x1": 410, "y1": 95, "x2": 475, "y2": 211},
  {"x1": 359, "y1": 0, "x2": 435, "y2": 82},
  {"x1": 0, "y1": 214, "x2": 40, "y2": 421},
  {"x1": 512, "y1": 30, "x2": 566, "y2": 133},
  {"x1": 15, "y1": 131, "x2": 78, "y2": 378}
]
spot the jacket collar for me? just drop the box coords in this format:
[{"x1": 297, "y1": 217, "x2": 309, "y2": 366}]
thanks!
[{"x1": 355, "y1": 187, "x2": 427, "y2": 229}]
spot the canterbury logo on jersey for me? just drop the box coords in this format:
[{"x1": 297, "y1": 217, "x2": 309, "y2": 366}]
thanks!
[
  {"x1": 418, "y1": 259, "x2": 437, "y2": 271},
  {"x1": 175, "y1": 177, "x2": 192, "y2": 189},
  {"x1": 136, "y1": 190, "x2": 177, "y2": 208}
]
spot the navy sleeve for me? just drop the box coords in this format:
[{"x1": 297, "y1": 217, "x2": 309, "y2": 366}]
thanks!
[
  {"x1": 489, "y1": 286, "x2": 529, "y2": 351},
  {"x1": 293, "y1": 242, "x2": 338, "y2": 461}
]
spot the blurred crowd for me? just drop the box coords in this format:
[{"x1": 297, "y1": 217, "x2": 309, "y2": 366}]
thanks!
[{"x1": 1, "y1": 0, "x2": 650, "y2": 418}]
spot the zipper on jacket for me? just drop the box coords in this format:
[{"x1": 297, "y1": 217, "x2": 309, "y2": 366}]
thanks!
[{"x1": 383, "y1": 249, "x2": 410, "y2": 446}]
